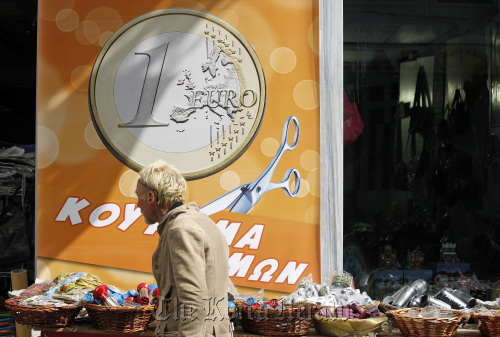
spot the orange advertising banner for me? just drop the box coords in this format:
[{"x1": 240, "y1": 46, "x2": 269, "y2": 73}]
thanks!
[{"x1": 37, "y1": 0, "x2": 320, "y2": 293}]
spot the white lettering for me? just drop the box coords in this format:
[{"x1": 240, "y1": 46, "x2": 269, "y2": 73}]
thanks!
[
  {"x1": 233, "y1": 224, "x2": 264, "y2": 249},
  {"x1": 228, "y1": 253, "x2": 255, "y2": 278},
  {"x1": 215, "y1": 220, "x2": 241, "y2": 245},
  {"x1": 117, "y1": 203, "x2": 142, "y2": 231},
  {"x1": 275, "y1": 262, "x2": 309, "y2": 284},
  {"x1": 55, "y1": 197, "x2": 90, "y2": 225},
  {"x1": 144, "y1": 223, "x2": 158, "y2": 235},
  {"x1": 89, "y1": 204, "x2": 120, "y2": 228},
  {"x1": 248, "y1": 259, "x2": 279, "y2": 282}
]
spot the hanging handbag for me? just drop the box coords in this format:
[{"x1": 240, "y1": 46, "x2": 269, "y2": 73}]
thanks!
[
  {"x1": 448, "y1": 89, "x2": 467, "y2": 136},
  {"x1": 344, "y1": 90, "x2": 364, "y2": 146},
  {"x1": 437, "y1": 105, "x2": 451, "y2": 141},
  {"x1": 408, "y1": 66, "x2": 433, "y2": 138}
]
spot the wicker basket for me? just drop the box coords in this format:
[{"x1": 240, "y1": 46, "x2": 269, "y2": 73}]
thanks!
[
  {"x1": 239, "y1": 304, "x2": 319, "y2": 336},
  {"x1": 378, "y1": 301, "x2": 399, "y2": 313},
  {"x1": 313, "y1": 311, "x2": 388, "y2": 337},
  {"x1": 84, "y1": 303, "x2": 155, "y2": 333},
  {"x1": 5, "y1": 297, "x2": 82, "y2": 328},
  {"x1": 472, "y1": 310, "x2": 500, "y2": 336},
  {"x1": 386, "y1": 307, "x2": 468, "y2": 337}
]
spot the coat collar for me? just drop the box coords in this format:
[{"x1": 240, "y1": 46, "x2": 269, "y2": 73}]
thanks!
[{"x1": 157, "y1": 201, "x2": 199, "y2": 234}]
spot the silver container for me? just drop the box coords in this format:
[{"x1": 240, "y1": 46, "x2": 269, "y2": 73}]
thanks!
[
  {"x1": 408, "y1": 295, "x2": 425, "y2": 307},
  {"x1": 392, "y1": 286, "x2": 418, "y2": 307},
  {"x1": 435, "y1": 288, "x2": 467, "y2": 309},
  {"x1": 450, "y1": 289, "x2": 477, "y2": 308},
  {"x1": 382, "y1": 296, "x2": 395, "y2": 304},
  {"x1": 392, "y1": 279, "x2": 428, "y2": 308},
  {"x1": 410, "y1": 279, "x2": 428, "y2": 295},
  {"x1": 422, "y1": 295, "x2": 452, "y2": 309}
]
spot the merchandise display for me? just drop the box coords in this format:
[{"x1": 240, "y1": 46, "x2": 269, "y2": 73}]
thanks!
[{"x1": 3, "y1": 271, "x2": 500, "y2": 336}]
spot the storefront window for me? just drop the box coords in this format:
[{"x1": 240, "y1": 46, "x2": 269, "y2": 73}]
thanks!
[{"x1": 343, "y1": 0, "x2": 500, "y2": 302}]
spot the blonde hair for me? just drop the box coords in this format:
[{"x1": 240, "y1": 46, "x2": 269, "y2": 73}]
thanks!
[{"x1": 139, "y1": 160, "x2": 186, "y2": 207}]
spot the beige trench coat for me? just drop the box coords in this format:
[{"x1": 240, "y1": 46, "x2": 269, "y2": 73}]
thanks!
[{"x1": 152, "y1": 202, "x2": 232, "y2": 337}]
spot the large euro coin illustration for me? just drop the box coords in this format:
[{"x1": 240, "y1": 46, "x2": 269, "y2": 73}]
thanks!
[{"x1": 89, "y1": 8, "x2": 266, "y2": 180}]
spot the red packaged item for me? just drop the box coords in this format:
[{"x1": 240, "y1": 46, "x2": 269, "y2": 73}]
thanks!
[
  {"x1": 268, "y1": 299, "x2": 279, "y2": 308},
  {"x1": 360, "y1": 307, "x2": 380, "y2": 319},
  {"x1": 93, "y1": 285, "x2": 120, "y2": 306},
  {"x1": 137, "y1": 283, "x2": 150, "y2": 305},
  {"x1": 20, "y1": 280, "x2": 56, "y2": 297},
  {"x1": 348, "y1": 303, "x2": 363, "y2": 315},
  {"x1": 335, "y1": 306, "x2": 359, "y2": 319}
]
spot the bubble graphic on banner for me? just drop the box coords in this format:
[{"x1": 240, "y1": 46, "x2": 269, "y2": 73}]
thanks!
[
  {"x1": 220, "y1": 171, "x2": 241, "y2": 191},
  {"x1": 39, "y1": 0, "x2": 76, "y2": 22},
  {"x1": 37, "y1": 125, "x2": 60, "y2": 169},
  {"x1": 300, "y1": 150, "x2": 320, "y2": 171},
  {"x1": 297, "y1": 178, "x2": 309, "y2": 198},
  {"x1": 218, "y1": 9, "x2": 239, "y2": 27},
  {"x1": 85, "y1": 122, "x2": 106, "y2": 150},
  {"x1": 75, "y1": 20, "x2": 100, "y2": 45},
  {"x1": 293, "y1": 80, "x2": 319, "y2": 110},
  {"x1": 85, "y1": 7, "x2": 123, "y2": 46},
  {"x1": 56, "y1": 93, "x2": 98, "y2": 165},
  {"x1": 305, "y1": 205, "x2": 320, "y2": 224},
  {"x1": 99, "y1": 31, "x2": 114, "y2": 47},
  {"x1": 306, "y1": 168, "x2": 320, "y2": 197},
  {"x1": 268, "y1": 0, "x2": 311, "y2": 10},
  {"x1": 56, "y1": 9, "x2": 79, "y2": 32},
  {"x1": 71, "y1": 65, "x2": 91, "y2": 92},
  {"x1": 165, "y1": 0, "x2": 206, "y2": 11},
  {"x1": 270, "y1": 47, "x2": 296, "y2": 74},
  {"x1": 119, "y1": 170, "x2": 140, "y2": 198},
  {"x1": 308, "y1": 17, "x2": 319, "y2": 55},
  {"x1": 261, "y1": 138, "x2": 279, "y2": 157}
]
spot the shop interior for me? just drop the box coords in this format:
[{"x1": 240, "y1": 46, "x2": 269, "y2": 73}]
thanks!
[
  {"x1": 343, "y1": 0, "x2": 500, "y2": 301},
  {"x1": 0, "y1": 0, "x2": 37, "y2": 304}
]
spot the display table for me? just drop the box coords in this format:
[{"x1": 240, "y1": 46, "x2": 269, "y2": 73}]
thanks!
[{"x1": 32, "y1": 321, "x2": 483, "y2": 336}]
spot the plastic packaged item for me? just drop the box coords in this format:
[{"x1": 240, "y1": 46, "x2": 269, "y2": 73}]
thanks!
[
  {"x1": 93, "y1": 285, "x2": 121, "y2": 306},
  {"x1": 107, "y1": 285, "x2": 126, "y2": 295},
  {"x1": 19, "y1": 295, "x2": 70, "y2": 307},
  {"x1": 20, "y1": 280, "x2": 56, "y2": 298},
  {"x1": 137, "y1": 283, "x2": 150, "y2": 305},
  {"x1": 84, "y1": 293, "x2": 94, "y2": 303}
]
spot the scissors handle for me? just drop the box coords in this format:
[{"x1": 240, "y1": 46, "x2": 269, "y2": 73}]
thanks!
[
  {"x1": 281, "y1": 116, "x2": 300, "y2": 151},
  {"x1": 218, "y1": 116, "x2": 301, "y2": 214},
  {"x1": 264, "y1": 168, "x2": 301, "y2": 197},
  {"x1": 247, "y1": 116, "x2": 300, "y2": 193}
]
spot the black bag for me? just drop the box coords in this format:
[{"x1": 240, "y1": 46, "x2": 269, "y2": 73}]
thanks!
[
  {"x1": 408, "y1": 66, "x2": 434, "y2": 138},
  {"x1": 448, "y1": 89, "x2": 467, "y2": 136},
  {"x1": 394, "y1": 161, "x2": 409, "y2": 191},
  {"x1": 0, "y1": 200, "x2": 31, "y2": 267},
  {"x1": 437, "y1": 105, "x2": 451, "y2": 141}
]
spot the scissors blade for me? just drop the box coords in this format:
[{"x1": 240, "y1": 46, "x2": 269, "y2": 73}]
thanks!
[
  {"x1": 228, "y1": 190, "x2": 254, "y2": 214},
  {"x1": 199, "y1": 184, "x2": 248, "y2": 216}
]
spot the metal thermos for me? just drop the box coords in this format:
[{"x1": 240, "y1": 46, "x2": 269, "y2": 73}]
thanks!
[
  {"x1": 392, "y1": 279, "x2": 428, "y2": 308},
  {"x1": 435, "y1": 288, "x2": 467, "y2": 309},
  {"x1": 408, "y1": 295, "x2": 425, "y2": 307},
  {"x1": 382, "y1": 296, "x2": 395, "y2": 304},
  {"x1": 422, "y1": 295, "x2": 452, "y2": 309},
  {"x1": 450, "y1": 289, "x2": 477, "y2": 308}
]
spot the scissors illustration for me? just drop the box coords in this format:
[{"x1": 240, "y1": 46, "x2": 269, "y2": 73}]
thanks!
[{"x1": 200, "y1": 116, "x2": 301, "y2": 216}]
